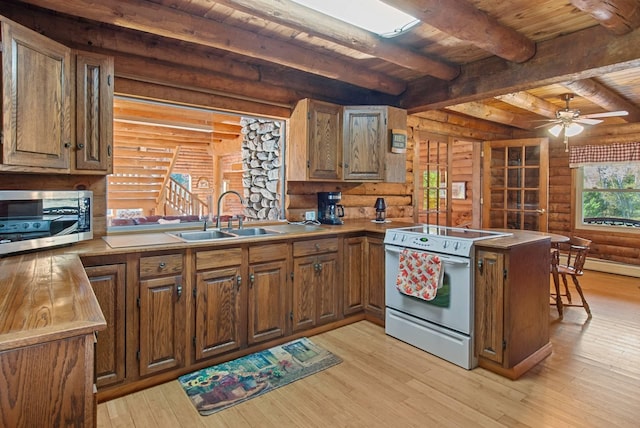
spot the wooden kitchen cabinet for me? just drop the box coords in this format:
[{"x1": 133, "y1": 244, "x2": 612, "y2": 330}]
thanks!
[
  {"x1": 343, "y1": 236, "x2": 366, "y2": 315},
  {"x1": 292, "y1": 238, "x2": 340, "y2": 332},
  {"x1": 74, "y1": 50, "x2": 114, "y2": 174},
  {"x1": 287, "y1": 98, "x2": 342, "y2": 181},
  {"x1": 474, "y1": 239, "x2": 552, "y2": 379},
  {"x1": 343, "y1": 105, "x2": 407, "y2": 183},
  {"x1": 194, "y1": 247, "x2": 245, "y2": 361},
  {"x1": 138, "y1": 252, "x2": 186, "y2": 377},
  {"x1": 364, "y1": 236, "x2": 386, "y2": 321},
  {"x1": 1, "y1": 17, "x2": 72, "y2": 172},
  {"x1": 84, "y1": 263, "x2": 127, "y2": 388},
  {"x1": 248, "y1": 243, "x2": 289, "y2": 345}
]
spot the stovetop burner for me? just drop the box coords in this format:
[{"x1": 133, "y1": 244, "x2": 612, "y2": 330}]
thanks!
[{"x1": 384, "y1": 225, "x2": 512, "y2": 257}]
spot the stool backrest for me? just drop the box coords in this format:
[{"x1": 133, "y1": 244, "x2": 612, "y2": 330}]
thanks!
[{"x1": 557, "y1": 236, "x2": 591, "y2": 275}]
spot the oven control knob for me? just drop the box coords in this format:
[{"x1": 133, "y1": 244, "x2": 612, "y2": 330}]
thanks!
[
  {"x1": 23, "y1": 223, "x2": 30, "y2": 229},
  {"x1": 443, "y1": 241, "x2": 448, "y2": 248},
  {"x1": 33, "y1": 223, "x2": 41, "y2": 229},
  {"x1": 454, "y1": 242, "x2": 459, "y2": 250}
]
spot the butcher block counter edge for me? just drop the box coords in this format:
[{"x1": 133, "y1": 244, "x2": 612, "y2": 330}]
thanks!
[{"x1": 0, "y1": 252, "x2": 107, "y2": 352}]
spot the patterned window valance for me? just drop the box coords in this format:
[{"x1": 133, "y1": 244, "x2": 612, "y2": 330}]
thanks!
[{"x1": 569, "y1": 142, "x2": 640, "y2": 167}]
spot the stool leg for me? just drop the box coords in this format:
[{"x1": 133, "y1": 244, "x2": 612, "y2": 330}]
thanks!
[
  {"x1": 552, "y1": 264, "x2": 563, "y2": 319},
  {"x1": 561, "y1": 274, "x2": 572, "y2": 303}
]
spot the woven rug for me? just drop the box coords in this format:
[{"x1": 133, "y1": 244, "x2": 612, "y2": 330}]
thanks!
[{"x1": 178, "y1": 337, "x2": 342, "y2": 416}]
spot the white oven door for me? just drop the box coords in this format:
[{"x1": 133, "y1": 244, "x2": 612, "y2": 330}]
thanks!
[{"x1": 385, "y1": 244, "x2": 472, "y2": 335}]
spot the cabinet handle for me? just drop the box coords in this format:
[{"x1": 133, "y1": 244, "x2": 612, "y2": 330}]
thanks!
[
  {"x1": 477, "y1": 259, "x2": 483, "y2": 274},
  {"x1": 77, "y1": 143, "x2": 85, "y2": 149},
  {"x1": 64, "y1": 142, "x2": 71, "y2": 148},
  {"x1": 314, "y1": 243, "x2": 320, "y2": 251},
  {"x1": 159, "y1": 262, "x2": 166, "y2": 269},
  {"x1": 107, "y1": 145, "x2": 112, "y2": 157},
  {"x1": 176, "y1": 283, "x2": 183, "y2": 298},
  {"x1": 237, "y1": 275, "x2": 242, "y2": 290},
  {"x1": 249, "y1": 273, "x2": 255, "y2": 288}
]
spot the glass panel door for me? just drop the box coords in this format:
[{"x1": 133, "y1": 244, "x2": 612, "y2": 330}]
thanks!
[{"x1": 482, "y1": 138, "x2": 549, "y2": 231}]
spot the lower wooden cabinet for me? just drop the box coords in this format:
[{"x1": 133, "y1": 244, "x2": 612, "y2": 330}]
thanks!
[
  {"x1": 474, "y1": 240, "x2": 551, "y2": 379},
  {"x1": 138, "y1": 252, "x2": 186, "y2": 377},
  {"x1": 84, "y1": 263, "x2": 126, "y2": 388},
  {"x1": 292, "y1": 238, "x2": 340, "y2": 332},
  {"x1": 343, "y1": 236, "x2": 366, "y2": 315},
  {"x1": 248, "y1": 243, "x2": 289, "y2": 345},
  {"x1": 364, "y1": 236, "x2": 385, "y2": 321},
  {"x1": 194, "y1": 248, "x2": 244, "y2": 361}
]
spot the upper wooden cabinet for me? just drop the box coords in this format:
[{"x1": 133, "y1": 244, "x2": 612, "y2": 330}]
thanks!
[
  {"x1": 0, "y1": 16, "x2": 113, "y2": 174},
  {"x1": 288, "y1": 98, "x2": 342, "y2": 181},
  {"x1": 74, "y1": 50, "x2": 114, "y2": 174},
  {"x1": 1, "y1": 18, "x2": 72, "y2": 171},
  {"x1": 287, "y1": 98, "x2": 406, "y2": 183}
]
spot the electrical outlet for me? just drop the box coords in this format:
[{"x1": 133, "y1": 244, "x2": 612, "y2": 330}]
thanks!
[{"x1": 305, "y1": 211, "x2": 316, "y2": 221}]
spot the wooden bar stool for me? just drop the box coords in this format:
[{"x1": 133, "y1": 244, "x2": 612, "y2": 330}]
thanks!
[{"x1": 551, "y1": 236, "x2": 592, "y2": 318}]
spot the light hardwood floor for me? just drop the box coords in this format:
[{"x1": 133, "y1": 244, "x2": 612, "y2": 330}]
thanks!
[{"x1": 98, "y1": 270, "x2": 640, "y2": 427}]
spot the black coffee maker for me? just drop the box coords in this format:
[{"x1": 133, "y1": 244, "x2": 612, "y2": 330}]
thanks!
[{"x1": 317, "y1": 192, "x2": 344, "y2": 225}]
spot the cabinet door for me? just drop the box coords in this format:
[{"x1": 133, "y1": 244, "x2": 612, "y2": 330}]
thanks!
[
  {"x1": 343, "y1": 106, "x2": 386, "y2": 181},
  {"x1": 308, "y1": 100, "x2": 342, "y2": 180},
  {"x1": 365, "y1": 237, "x2": 386, "y2": 320},
  {"x1": 75, "y1": 50, "x2": 113, "y2": 173},
  {"x1": 139, "y1": 275, "x2": 185, "y2": 376},
  {"x1": 316, "y1": 252, "x2": 339, "y2": 325},
  {"x1": 1, "y1": 21, "x2": 71, "y2": 170},
  {"x1": 194, "y1": 266, "x2": 242, "y2": 361},
  {"x1": 474, "y1": 250, "x2": 505, "y2": 365},
  {"x1": 85, "y1": 264, "x2": 126, "y2": 388},
  {"x1": 248, "y1": 259, "x2": 288, "y2": 345},
  {"x1": 292, "y1": 254, "x2": 317, "y2": 332},
  {"x1": 343, "y1": 237, "x2": 365, "y2": 315}
]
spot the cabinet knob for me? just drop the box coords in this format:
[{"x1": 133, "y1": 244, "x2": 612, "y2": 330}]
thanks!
[
  {"x1": 77, "y1": 143, "x2": 85, "y2": 149},
  {"x1": 315, "y1": 243, "x2": 320, "y2": 251},
  {"x1": 64, "y1": 142, "x2": 71, "y2": 148},
  {"x1": 249, "y1": 273, "x2": 255, "y2": 288},
  {"x1": 159, "y1": 262, "x2": 166, "y2": 269}
]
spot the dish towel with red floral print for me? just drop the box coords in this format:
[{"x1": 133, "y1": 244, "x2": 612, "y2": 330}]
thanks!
[{"x1": 395, "y1": 249, "x2": 444, "y2": 301}]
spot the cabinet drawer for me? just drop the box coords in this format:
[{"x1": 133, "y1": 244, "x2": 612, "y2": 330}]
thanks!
[
  {"x1": 139, "y1": 253, "x2": 183, "y2": 278},
  {"x1": 196, "y1": 247, "x2": 243, "y2": 271},
  {"x1": 249, "y1": 243, "x2": 289, "y2": 263},
  {"x1": 293, "y1": 238, "x2": 338, "y2": 257}
]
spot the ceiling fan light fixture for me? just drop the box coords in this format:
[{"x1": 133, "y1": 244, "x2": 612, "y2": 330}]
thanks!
[
  {"x1": 548, "y1": 124, "x2": 563, "y2": 137},
  {"x1": 565, "y1": 122, "x2": 584, "y2": 137}
]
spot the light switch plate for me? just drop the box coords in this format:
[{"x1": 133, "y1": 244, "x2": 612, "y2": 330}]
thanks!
[{"x1": 305, "y1": 211, "x2": 316, "y2": 221}]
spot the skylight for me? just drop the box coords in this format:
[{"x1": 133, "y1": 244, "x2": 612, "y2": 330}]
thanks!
[{"x1": 290, "y1": 0, "x2": 419, "y2": 38}]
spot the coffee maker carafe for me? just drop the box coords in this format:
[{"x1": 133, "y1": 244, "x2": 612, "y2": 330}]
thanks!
[{"x1": 317, "y1": 192, "x2": 344, "y2": 225}]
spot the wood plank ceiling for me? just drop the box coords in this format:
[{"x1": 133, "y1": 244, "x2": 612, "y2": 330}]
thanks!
[{"x1": 6, "y1": 0, "x2": 640, "y2": 134}]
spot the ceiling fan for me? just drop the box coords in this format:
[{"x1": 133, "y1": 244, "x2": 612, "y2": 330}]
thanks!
[{"x1": 536, "y1": 93, "x2": 629, "y2": 151}]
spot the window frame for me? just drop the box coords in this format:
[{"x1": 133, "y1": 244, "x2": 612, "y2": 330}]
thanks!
[{"x1": 573, "y1": 162, "x2": 640, "y2": 235}]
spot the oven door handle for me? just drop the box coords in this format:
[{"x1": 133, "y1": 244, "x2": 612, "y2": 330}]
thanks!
[{"x1": 385, "y1": 245, "x2": 469, "y2": 266}]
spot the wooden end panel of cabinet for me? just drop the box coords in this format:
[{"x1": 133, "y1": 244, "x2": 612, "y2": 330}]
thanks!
[
  {"x1": 249, "y1": 243, "x2": 288, "y2": 263},
  {"x1": 474, "y1": 250, "x2": 505, "y2": 365},
  {"x1": 365, "y1": 237, "x2": 385, "y2": 319},
  {"x1": 139, "y1": 253, "x2": 183, "y2": 279},
  {"x1": 138, "y1": 275, "x2": 185, "y2": 376},
  {"x1": 343, "y1": 237, "x2": 365, "y2": 315},
  {"x1": 1, "y1": 21, "x2": 71, "y2": 170},
  {"x1": 196, "y1": 247, "x2": 243, "y2": 271},
  {"x1": 293, "y1": 238, "x2": 338, "y2": 257},
  {"x1": 194, "y1": 267, "x2": 243, "y2": 361},
  {"x1": 84, "y1": 263, "x2": 126, "y2": 388},
  {"x1": 75, "y1": 50, "x2": 113, "y2": 173},
  {"x1": 0, "y1": 334, "x2": 95, "y2": 428}
]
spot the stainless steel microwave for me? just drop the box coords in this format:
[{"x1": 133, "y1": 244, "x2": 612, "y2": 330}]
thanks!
[{"x1": 0, "y1": 190, "x2": 93, "y2": 256}]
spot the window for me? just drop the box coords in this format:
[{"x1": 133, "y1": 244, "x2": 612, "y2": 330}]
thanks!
[
  {"x1": 575, "y1": 162, "x2": 640, "y2": 232},
  {"x1": 107, "y1": 97, "x2": 285, "y2": 231}
]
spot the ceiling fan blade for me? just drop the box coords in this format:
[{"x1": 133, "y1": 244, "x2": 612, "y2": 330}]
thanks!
[
  {"x1": 574, "y1": 118, "x2": 603, "y2": 125},
  {"x1": 581, "y1": 110, "x2": 629, "y2": 119},
  {"x1": 534, "y1": 122, "x2": 557, "y2": 129}
]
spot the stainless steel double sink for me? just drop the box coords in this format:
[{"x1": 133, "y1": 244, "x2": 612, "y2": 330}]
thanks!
[{"x1": 168, "y1": 224, "x2": 323, "y2": 242}]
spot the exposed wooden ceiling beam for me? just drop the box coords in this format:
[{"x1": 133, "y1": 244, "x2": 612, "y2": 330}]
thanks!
[
  {"x1": 21, "y1": 0, "x2": 407, "y2": 95},
  {"x1": 571, "y1": 0, "x2": 640, "y2": 35},
  {"x1": 494, "y1": 92, "x2": 558, "y2": 118},
  {"x1": 215, "y1": 0, "x2": 459, "y2": 80},
  {"x1": 563, "y1": 78, "x2": 640, "y2": 122},
  {"x1": 445, "y1": 101, "x2": 534, "y2": 130},
  {"x1": 402, "y1": 24, "x2": 640, "y2": 111},
  {"x1": 383, "y1": 0, "x2": 535, "y2": 63}
]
